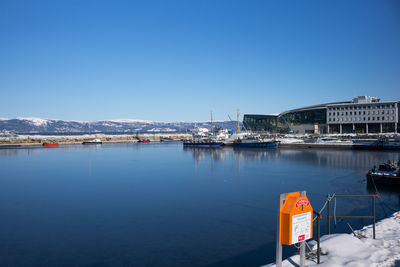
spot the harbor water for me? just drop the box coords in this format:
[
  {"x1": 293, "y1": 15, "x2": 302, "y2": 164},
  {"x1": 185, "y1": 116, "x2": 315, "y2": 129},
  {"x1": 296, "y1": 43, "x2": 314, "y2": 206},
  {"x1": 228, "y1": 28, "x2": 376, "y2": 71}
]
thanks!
[{"x1": 0, "y1": 143, "x2": 399, "y2": 266}]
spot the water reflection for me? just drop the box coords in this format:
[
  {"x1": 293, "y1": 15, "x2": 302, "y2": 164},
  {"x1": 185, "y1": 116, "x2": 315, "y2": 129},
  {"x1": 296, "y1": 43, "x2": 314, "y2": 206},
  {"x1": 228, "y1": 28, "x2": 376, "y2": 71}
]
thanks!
[
  {"x1": 184, "y1": 146, "x2": 400, "y2": 171},
  {"x1": 0, "y1": 144, "x2": 399, "y2": 267},
  {"x1": 183, "y1": 146, "x2": 400, "y2": 223}
]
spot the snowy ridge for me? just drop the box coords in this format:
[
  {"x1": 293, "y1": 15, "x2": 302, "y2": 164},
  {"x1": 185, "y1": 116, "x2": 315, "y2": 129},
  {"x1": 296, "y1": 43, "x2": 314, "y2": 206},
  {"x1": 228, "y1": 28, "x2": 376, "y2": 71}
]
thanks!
[
  {"x1": 16, "y1": 117, "x2": 49, "y2": 126},
  {"x1": 110, "y1": 119, "x2": 154, "y2": 123},
  {"x1": 0, "y1": 117, "x2": 240, "y2": 133}
]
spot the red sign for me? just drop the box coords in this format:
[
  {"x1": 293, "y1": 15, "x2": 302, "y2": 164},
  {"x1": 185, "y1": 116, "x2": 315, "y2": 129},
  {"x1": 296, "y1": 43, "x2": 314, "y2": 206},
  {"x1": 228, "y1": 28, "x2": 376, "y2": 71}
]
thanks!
[
  {"x1": 298, "y1": 235, "x2": 305, "y2": 242},
  {"x1": 295, "y1": 198, "x2": 310, "y2": 208}
]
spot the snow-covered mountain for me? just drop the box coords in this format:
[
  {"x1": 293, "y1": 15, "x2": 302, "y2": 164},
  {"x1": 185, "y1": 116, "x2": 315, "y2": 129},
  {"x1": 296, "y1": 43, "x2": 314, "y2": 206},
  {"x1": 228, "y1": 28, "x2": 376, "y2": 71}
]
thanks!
[{"x1": 0, "y1": 118, "x2": 241, "y2": 134}]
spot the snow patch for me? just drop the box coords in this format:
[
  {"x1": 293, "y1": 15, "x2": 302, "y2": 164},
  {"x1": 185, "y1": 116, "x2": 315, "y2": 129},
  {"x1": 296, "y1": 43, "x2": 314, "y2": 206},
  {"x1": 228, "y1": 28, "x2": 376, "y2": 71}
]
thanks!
[
  {"x1": 264, "y1": 211, "x2": 400, "y2": 267},
  {"x1": 111, "y1": 119, "x2": 153, "y2": 123},
  {"x1": 17, "y1": 117, "x2": 49, "y2": 126}
]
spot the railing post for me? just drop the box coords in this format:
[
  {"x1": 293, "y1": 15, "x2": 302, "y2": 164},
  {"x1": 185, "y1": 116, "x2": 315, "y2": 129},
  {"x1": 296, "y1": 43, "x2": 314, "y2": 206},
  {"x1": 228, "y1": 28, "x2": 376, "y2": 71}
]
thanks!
[
  {"x1": 372, "y1": 196, "x2": 376, "y2": 239},
  {"x1": 316, "y1": 213, "x2": 320, "y2": 264},
  {"x1": 327, "y1": 195, "x2": 331, "y2": 235}
]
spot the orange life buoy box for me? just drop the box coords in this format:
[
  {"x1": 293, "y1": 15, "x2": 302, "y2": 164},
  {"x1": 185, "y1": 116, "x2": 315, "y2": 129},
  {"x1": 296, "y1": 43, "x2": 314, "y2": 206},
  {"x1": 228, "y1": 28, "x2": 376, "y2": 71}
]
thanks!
[{"x1": 279, "y1": 192, "x2": 313, "y2": 245}]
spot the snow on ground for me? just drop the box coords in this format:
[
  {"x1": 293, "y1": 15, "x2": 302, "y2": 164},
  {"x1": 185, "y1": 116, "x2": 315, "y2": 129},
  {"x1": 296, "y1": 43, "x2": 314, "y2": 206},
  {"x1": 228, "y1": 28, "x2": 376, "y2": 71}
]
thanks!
[
  {"x1": 264, "y1": 211, "x2": 400, "y2": 267},
  {"x1": 277, "y1": 138, "x2": 305, "y2": 144}
]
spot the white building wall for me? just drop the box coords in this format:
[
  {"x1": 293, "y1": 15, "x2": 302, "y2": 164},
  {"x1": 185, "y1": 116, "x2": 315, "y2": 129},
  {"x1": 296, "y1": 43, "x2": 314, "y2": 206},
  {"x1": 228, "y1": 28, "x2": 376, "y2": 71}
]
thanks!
[{"x1": 326, "y1": 102, "x2": 399, "y2": 133}]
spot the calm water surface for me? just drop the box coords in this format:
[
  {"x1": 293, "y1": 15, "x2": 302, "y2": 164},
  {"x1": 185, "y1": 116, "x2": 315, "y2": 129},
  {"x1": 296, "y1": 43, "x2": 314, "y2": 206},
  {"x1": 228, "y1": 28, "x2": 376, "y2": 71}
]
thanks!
[{"x1": 0, "y1": 143, "x2": 399, "y2": 267}]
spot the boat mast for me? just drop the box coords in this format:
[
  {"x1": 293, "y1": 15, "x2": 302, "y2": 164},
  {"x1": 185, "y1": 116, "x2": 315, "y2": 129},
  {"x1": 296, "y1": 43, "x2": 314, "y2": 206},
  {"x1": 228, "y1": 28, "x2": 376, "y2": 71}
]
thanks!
[
  {"x1": 237, "y1": 108, "x2": 240, "y2": 133},
  {"x1": 211, "y1": 110, "x2": 213, "y2": 136}
]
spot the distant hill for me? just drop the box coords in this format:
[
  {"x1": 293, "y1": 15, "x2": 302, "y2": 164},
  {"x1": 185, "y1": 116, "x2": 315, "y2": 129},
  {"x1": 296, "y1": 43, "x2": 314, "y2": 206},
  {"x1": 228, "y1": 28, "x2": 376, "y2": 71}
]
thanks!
[{"x1": 0, "y1": 118, "x2": 241, "y2": 134}]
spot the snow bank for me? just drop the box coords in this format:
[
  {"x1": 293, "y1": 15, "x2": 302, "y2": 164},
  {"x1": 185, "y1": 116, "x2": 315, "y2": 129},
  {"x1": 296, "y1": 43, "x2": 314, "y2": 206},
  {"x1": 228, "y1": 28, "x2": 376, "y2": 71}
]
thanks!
[{"x1": 264, "y1": 211, "x2": 400, "y2": 267}]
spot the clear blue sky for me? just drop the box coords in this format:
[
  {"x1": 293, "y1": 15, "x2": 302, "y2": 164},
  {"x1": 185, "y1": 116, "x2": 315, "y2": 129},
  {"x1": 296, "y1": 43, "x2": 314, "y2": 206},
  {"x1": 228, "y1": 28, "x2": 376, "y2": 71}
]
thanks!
[{"x1": 0, "y1": 0, "x2": 399, "y2": 122}]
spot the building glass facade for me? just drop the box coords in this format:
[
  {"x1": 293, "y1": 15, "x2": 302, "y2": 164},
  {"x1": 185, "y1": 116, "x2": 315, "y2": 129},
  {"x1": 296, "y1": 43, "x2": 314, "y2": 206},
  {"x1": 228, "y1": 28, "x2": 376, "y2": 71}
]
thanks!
[
  {"x1": 242, "y1": 114, "x2": 278, "y2": 132},
  {"x1": 280, "y1": 108, "x2": 326, "y2": 126}
]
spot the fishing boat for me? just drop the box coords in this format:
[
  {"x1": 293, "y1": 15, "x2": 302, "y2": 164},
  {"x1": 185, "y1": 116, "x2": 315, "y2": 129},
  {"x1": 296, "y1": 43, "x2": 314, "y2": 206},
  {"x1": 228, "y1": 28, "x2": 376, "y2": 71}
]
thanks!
[
  {"x1": 82, "y1": 139, "x2": 103, "y2": 144},
  {"x1": 43, "y1": 142, "x2": 59, "y2": 147},
  {"x1": 353, "y1": 138, "x2": 400, "y2": 150},
  {"x1": 183, "y1": 111, "x2": 224, "y2": 148},
  {"x1": 233, "y1": 135, "x2": 278, "y2": 148},
  {"x1": 366, "y1": 160, "x2": 400, "y2": 185},
  {"x1": 183, "y1": 139, "x2": 223, "y2": 147}
]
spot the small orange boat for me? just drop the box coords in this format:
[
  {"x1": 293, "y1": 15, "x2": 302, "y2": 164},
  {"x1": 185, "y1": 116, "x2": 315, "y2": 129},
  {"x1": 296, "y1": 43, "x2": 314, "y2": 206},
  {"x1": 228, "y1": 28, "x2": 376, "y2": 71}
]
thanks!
[{"x1": 43, "y1": 143, "x2": 59, "y2": 147}]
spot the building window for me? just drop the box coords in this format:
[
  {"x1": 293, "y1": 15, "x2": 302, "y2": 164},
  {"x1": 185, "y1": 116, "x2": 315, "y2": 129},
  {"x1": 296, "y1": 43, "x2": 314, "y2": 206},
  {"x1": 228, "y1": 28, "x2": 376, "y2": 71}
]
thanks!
[
  {"x1": 345, "y1": 112, "x2": 348, "y2": 115},
  {"x1": 382, "y1": 117, "x2": 385, "y2": 120},
  {"x1": 372, "y1": 117, "x2": 375, "y2": 120},
  {"x1": 363, "y1": 111, "x2": 366, "y2": 115}
]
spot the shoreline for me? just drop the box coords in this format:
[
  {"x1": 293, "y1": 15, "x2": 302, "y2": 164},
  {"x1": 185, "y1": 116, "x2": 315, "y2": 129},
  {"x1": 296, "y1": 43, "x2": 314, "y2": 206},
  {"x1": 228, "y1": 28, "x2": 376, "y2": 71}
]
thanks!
[
  {"x1": 0, "y1": 133, "x2": 191, "y2": 147},
  {"x1": 0, "y1": 141, "x2": 355, "y2": 149}
]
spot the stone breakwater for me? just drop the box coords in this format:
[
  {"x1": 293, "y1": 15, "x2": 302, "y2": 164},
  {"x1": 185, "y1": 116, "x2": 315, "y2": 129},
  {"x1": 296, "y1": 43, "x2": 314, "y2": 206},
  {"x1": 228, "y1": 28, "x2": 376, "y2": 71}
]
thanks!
[{"x1": 0, "y1": 133, "x2": 192, "y2": 146}]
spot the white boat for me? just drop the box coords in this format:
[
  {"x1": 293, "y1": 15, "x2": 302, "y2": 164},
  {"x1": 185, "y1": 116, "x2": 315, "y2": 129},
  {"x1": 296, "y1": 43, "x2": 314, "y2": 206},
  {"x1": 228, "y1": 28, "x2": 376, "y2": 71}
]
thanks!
[{"x1": 82, "y1": 139, "x2": 103, "y2": 144}]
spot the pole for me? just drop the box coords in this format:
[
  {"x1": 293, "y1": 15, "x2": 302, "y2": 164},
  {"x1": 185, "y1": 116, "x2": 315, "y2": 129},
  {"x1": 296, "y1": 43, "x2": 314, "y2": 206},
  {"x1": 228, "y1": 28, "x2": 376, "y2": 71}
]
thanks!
[
  {"x1": 299, "y1": 191, "x2": 306, "y2": 267},
  {"x1": 373, "y1": 196, "x2": 376, "y2": 239},
  {"x1": 211, "y1": 110, "x2": 213, "y2": 135},
  {"x1": 317, "y1": 214, "x2": 320, "y2": 264},
  {"x1": 327, "y1": 196, "x2": 331, "y2": 235},
  {"x1": 276, "y1": 193, "x2": 286, "y2": 267},
  {"x1": 237, "y1": 108, "x2": 240, "y2": 133}
]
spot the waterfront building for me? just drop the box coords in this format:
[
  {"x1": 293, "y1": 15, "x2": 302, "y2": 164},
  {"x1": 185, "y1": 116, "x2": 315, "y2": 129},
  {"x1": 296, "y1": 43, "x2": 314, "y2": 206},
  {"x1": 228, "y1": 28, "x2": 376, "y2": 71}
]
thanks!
[
  {"x1": 243, "y1": 96, "x2": 399, "y2": 134},
  {"x1": 242, "y1": 114, "x2": 279, "y2": 132}
]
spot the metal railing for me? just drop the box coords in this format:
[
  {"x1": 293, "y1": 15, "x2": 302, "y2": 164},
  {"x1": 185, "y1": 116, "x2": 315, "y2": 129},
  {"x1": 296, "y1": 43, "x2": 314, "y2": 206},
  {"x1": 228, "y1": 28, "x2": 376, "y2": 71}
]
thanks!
[{"x1": 326, "y1": 194, "x2": 378, "y2": 239}]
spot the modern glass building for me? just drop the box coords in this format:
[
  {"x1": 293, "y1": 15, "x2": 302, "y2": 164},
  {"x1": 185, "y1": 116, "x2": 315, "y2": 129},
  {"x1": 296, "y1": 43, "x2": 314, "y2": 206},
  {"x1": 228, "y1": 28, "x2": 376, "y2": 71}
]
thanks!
[
  {"x1": 242, "y1": 114, "x2": 279, "y2": 132},
  {"x1": 243, "y1": 96, "x2": 399, "y2": 134}
]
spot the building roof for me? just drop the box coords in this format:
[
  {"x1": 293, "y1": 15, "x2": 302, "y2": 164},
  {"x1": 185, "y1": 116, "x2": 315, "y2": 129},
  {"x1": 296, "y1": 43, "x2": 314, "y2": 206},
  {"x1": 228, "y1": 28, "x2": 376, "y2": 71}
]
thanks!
[{"x1": 279, "y1": 101, "x2": 352, "y2": 116}]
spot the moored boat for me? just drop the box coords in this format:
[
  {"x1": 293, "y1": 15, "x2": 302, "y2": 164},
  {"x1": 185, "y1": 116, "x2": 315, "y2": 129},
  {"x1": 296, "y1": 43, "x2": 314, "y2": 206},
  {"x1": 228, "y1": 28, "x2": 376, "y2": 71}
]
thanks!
[
  {"x1": 232, "y1": 135, "x2": 278, "y2": 148},
  {"x1": 139, "y1": 139, "x2": 151, "y2": 143},
  {"x1": 43, "y1": 142, "x2": 59, "y2": 147},
  {"x1": 82, "y1": 139, "x2": 103, "y2": 144},
  {"x1": 353, "y1": 138, "x2": 400, "y2": 150},
  {"x1": 183, "y1": 140, "x2": 223, "y2": 147},
  {"x1": 366, "y1": 160, "x2": 400, "y2": 185},
  {"x1": 233, "y1": 141, "x2": 278, "y2": 148}
]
